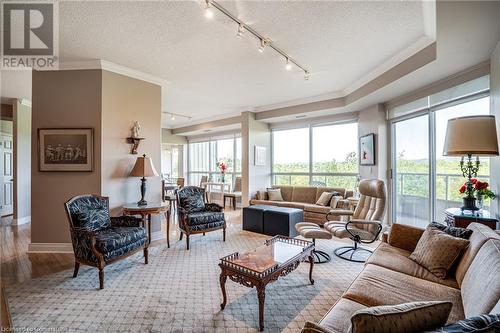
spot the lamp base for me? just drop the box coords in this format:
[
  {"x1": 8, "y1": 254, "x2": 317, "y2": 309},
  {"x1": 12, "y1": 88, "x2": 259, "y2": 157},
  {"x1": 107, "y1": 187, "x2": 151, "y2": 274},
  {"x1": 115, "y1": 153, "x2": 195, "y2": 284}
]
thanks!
[
  {"x1": 137, "y1": 199, "x2": 148, "y2": 206},
  {"x1": 461, "y1": 197, "x2": 479, "y2": 212}
]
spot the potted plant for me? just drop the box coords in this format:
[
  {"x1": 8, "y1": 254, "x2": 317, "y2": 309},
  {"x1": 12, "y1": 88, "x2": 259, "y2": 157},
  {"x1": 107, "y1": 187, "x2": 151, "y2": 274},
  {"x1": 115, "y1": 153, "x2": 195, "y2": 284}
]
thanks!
[
  {"x1": 459, "y1": 178, "x2": 496, "y2": 210},
  {"x1": 217, "y1": 162, "x2": 227, "y2": 182}
]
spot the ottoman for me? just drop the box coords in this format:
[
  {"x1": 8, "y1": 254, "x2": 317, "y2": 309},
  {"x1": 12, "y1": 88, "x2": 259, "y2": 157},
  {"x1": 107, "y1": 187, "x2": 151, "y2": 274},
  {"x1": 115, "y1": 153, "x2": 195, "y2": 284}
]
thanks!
[
  {"x1": 263, "y1": 207, "x2": 303, "y2": 237},
  {"x1": 295, "y1": 222, "x2": 332, "y2": 263},
  {"x1": 242, "y1": 205, "x2": 274, "y2": 234}
]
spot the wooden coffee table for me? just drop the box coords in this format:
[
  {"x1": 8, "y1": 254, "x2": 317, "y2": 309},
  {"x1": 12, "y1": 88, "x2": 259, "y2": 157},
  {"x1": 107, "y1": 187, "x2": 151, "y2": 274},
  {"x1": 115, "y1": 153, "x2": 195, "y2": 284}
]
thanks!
[{"x1": 219, "y1": 236, "x2": 314, "y2": 331}]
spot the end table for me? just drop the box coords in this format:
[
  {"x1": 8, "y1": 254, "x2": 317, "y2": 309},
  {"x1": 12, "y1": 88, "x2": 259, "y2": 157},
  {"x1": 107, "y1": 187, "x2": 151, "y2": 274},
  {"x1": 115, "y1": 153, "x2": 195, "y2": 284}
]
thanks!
[
  {"x1": 444, "y1": 208, "x2": 498, "y2": 230},
  {"x1": 123, "y1": 202, "x2": 171, "y2": 247}
]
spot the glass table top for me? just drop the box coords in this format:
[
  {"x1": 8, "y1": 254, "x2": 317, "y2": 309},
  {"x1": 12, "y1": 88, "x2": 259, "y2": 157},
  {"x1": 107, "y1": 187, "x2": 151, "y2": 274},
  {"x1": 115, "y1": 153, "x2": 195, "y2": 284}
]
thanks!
[
  {"x1": 123, "y1": 202, "x2": 168, "y2": 210},
  {"x1": 221, "y1": 237, "x2": 311, "y2": 275}
]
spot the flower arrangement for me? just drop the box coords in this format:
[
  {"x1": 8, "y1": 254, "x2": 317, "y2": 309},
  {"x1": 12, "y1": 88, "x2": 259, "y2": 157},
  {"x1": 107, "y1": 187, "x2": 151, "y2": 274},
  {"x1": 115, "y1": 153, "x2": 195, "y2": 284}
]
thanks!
[
  {"x1": 217, "y1": 162, "x2": 227, "y2": 174},
  {"x1": 459, "y1": 178, "x2": 496, "y2": 203}
]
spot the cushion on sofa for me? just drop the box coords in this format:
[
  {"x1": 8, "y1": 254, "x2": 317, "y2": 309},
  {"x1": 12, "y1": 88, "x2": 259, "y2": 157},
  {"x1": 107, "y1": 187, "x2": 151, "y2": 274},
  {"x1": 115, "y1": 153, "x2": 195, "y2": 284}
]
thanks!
[
  {"x1": 272, "y1": 185, "x2": 294, "y2": 201},
  {"x1": 455, "y1": 223, "x2": 500, "y2": 286},
  {"x1": 430, "y1": 222, "x2": 473, "y2": 239},
  {"x1": 460, "y1": 239, "x2": 500, "y2": 318},
  {"x1": 387, "y1": 223, "x2": 425, "y2": 252},
  {"x1": 267, "y1": 188, "x2": 284, "y2": 201},
  {"x1": 315, "y1": 187, "x2": 346, "y2": 201},
  {"x1": 366, "y1": 242, "x2": 459, "y2": 289},
  {"x1": 343, "y1": 264, "x2": 465, "y2": 323},
  {"x1": 292, "y1": 186, "x2": 318, "y2": 204},
  {"x1": 319, "y1": 298, "x2": 367, "y2": 333},
  {"x1": 301, "y1": 321, "x2": 334, "y2": 333},
  {"x1": 427, "y1": 314, "x2": 500, "y2": 333},
  {"x1": 329, "y1": 196, "x2": 343, "y2": 209},
  {"x1": 316, "y1": 192, "x2": 334, "y2": 206},
  {"x1": 349, "y1": 301, "x2": 452, "y2": 333},
  {"x1": 409, "y1": 226, "x2": 469, "y2": 279},
  {"x1": 303, "y1": 204, "x2": 332, "y2": 214}
]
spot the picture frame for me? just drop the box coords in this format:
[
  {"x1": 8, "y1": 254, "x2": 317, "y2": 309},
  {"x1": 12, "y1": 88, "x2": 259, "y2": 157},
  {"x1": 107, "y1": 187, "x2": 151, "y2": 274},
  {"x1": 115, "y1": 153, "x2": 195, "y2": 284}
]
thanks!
[
  {"x1": 38, "y1": 128, "x2": 94, "y2": 172},
  {"x1": 359, "y1": 133, "x2": 375, "y2": 166},
  {"x1": 254, "y1": 146, "x2": 266, "y2": 166}
]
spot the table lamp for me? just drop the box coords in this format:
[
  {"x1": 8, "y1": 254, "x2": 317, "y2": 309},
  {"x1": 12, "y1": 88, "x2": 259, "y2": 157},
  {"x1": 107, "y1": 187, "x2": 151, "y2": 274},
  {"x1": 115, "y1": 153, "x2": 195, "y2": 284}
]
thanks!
[
  {"x1": 443, "y1": 115, "x2": 499, "y2": 211},
  {"x1": 129, "y1": 154, "x2": 159, "y2": 206}
]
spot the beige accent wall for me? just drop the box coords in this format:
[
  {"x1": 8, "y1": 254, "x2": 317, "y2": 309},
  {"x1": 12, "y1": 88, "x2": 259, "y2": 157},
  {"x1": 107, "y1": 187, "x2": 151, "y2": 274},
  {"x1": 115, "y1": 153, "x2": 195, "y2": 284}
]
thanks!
[
  {"x1": 241, "y1": 112, "x2": 271, "y2": 206},
  {"x1": 490, "y1": 42, "x2": 500, "y2": 219},
  {"x1": 101, "y1": 71, "x2": 162, "y2": 231},
  {"x1": 162, "y1": 129, "x2": 186, "y2": 145},
  {"x1": 31, "y1": 70, "x2": 102, "y2": 243},
  {"x1": 13, "y1": 100, "x2": 31, "y2": 222}
]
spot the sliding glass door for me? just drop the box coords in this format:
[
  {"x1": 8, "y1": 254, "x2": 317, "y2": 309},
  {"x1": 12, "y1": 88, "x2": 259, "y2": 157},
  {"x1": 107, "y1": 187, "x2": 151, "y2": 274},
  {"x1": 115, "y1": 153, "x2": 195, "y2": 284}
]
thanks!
[
  {"x1": 392, "y1": 114, "x2": 430, "y2": 227},
  {"x1": 391, "y1": 95, "x2": 491, "y2": 226}
]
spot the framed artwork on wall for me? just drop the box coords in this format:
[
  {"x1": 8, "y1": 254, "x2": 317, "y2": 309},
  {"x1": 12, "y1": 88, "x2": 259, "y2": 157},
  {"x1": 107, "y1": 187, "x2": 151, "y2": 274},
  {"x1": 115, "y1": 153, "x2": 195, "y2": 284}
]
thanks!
[
  {"x1": 38, "y1": 128, "x2": 94, "y2": 171},
  {"x1": 254, "y1": 146, "x2": 266, "y2": 166},
  {"x1": 359, "y1": 133, "x2": 375, "y2": 166}
]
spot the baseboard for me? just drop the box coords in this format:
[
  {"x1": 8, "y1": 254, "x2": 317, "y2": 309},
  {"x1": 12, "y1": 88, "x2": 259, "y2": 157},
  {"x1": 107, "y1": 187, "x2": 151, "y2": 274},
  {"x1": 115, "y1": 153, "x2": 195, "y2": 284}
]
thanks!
[
  {"x1": 28, "y1": 243, "x2": 74, "y2": 254},
  {"x1": 12, "y1": 216, "x2": 31, "y2": 226}
]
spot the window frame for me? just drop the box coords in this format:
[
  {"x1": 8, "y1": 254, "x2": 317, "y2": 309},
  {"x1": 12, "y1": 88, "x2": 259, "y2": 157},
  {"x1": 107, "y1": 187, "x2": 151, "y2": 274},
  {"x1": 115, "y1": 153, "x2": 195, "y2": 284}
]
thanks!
[{"x1": 271, "y1": 121, "x2": 359, "y2": 186}]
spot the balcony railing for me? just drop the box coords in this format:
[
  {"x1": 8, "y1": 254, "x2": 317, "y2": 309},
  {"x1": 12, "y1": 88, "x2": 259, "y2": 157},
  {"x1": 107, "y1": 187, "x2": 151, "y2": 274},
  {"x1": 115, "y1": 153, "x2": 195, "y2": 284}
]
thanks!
[{"x1": 272, "y1": 172, "x2": 358, "y2": 189}]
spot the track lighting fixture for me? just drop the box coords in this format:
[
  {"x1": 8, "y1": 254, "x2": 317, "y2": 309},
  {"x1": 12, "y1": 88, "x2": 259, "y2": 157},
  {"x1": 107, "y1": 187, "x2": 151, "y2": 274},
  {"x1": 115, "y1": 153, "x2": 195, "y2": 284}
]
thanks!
[
  {"x1": 162, "y1": 112, "x2": 192, "y2": 121},
  {"x1": 237, "y1": 23, "x2": 245, "y2": 38},
  {"x1": 204, "y1": 0, "x2": 214, "y2": 19},
  {"x1": 201, "y1": 0, "x2": 310, "y2": 79},
  {"x1": 171, "y1": 114, "x2": 175, "y2": 121}
]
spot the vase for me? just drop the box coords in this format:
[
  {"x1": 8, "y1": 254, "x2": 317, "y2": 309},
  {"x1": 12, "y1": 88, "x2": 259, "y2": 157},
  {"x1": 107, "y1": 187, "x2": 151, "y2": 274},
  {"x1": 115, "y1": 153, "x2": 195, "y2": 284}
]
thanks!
[
  {"x1": 476, "y1": 194, "x2": 484, "y2": 210},
  {"x1": 221, "y1": 173, "x2": 225, "y2": 183},
  {"x1": 462, "y1": 196, "x2": 479, "y2": 211}
]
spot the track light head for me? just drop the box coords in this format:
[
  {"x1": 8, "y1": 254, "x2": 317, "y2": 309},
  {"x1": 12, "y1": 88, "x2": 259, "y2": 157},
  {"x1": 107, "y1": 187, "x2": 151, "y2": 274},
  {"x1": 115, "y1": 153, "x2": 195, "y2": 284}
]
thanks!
[
  {"x1": 304, "y1": 71, "x2": 310, "y2": 80},
  {"x1": 285, "y1": 58, "x2": 292, "y2": 71},
  {"x1": 237, "y1": 23, "x2": 245, "y2": 38},
  {"x1": 258, "y1": 39, "x2": 265, "y2": 53},
  {"x1": 171, "y1": 114, "x2": 175, "y2": 121},
  {"x1": 204, "y1": 1, "x2": 214, "y2": 19}
]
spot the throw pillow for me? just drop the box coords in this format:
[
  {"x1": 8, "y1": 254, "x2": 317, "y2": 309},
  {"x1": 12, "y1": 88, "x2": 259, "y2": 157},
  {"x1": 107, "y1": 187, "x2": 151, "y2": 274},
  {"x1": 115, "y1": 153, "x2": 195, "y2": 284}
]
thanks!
[
  {"x1": 267, "y1": 188, "x2": 284, "y2": 201},
  {"x1": 182, "y1": 195, "x2": 205, "y2": 212},
  {"x1": 75, "y1": 207, "x2": 111, "y2": 231},
  {"x1": 350, "y1": 301, "x2": 452, "y2": 333},
  {"x1": 316, "y1": 192, "x2": 334, "y2": 206},
  {"x1": 425, "y1": 313, "x2": 500, "y2": 332},
  {"x1": 329, "y1": 196, "x2": 343, "y2": 209},
  {"x1": 409, "y1": 226, "x2": 470, "y2": 279},
  {"x1": 430, "y1": 222, "x2": 473, "y2": 239},
  {"x1": 302, "y1": 321, "x2": 334, "y2": 333}
]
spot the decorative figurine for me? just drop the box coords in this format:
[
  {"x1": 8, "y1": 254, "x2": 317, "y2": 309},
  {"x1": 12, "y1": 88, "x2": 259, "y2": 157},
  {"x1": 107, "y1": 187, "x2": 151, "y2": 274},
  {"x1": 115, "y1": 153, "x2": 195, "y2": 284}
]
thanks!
[{"x1": 131, "y1": 121, "x2": 141, "y2": 138}]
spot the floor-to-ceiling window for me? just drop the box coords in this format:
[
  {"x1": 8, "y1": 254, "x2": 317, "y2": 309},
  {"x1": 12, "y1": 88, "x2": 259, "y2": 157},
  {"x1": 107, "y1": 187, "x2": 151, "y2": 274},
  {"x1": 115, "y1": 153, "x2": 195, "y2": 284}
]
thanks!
[
  {"x1": 390, "y1": 76, "x2": 490, "y2": 227},
  {"x1": 272, "y1": 122, "x2": 358, "y2": 189},
  {"x1": 187, "y1": 135, "x2": 241, "y2": 187}
]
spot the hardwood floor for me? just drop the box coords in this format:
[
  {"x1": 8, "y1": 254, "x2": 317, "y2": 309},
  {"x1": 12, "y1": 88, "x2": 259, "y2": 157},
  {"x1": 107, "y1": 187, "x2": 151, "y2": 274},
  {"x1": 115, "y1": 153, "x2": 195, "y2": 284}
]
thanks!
[{"x1": 0, "y1": 207, "x2": 242, "y2": 329}]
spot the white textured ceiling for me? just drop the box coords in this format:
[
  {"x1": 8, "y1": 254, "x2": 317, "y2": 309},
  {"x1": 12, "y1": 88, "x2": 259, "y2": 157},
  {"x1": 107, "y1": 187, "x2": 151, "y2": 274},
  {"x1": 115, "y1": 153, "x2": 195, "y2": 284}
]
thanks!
[{"x1": 57, "y1": 1, "x2": 428, "y2": 128}]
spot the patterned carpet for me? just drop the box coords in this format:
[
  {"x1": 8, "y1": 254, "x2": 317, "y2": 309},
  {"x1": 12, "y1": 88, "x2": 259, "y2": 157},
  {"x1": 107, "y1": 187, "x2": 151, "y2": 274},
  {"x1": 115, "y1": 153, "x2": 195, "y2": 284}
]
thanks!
[{"x1": 6, "y1": 226, "x2": 364, "y2": 332}]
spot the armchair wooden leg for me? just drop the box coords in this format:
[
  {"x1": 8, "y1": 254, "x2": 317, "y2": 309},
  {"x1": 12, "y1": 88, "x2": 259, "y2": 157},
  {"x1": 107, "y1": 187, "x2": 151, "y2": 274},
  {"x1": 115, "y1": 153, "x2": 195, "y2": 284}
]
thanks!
[
  {"x1": 186, "y1": 234, "x2": 190, "y2": 250},
  {"x1": 223, "y1": 227, "x2": 226, "y2": 242},
  {"x1": 203, "y1": 232, "x2": 205, "y2": 236},
  {"x1": 179, "y1": 232, "x2": 183, "y2": 241},
  {"x1": 98, "y1": 268, "x2": 104, "y2": 289},
  {"x1": 73, "y1": 262, "x2": 80, "y2": 278},
  {"x1": 144, "y1": 247, "x2": 149, "y2": 264}
]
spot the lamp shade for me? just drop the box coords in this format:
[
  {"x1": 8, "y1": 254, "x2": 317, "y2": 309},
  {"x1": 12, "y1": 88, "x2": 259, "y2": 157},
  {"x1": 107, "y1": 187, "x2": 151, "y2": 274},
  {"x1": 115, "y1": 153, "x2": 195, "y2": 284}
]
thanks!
[
  {"x1": 129, "y1": 154, "x2": 159, "y2": 177},
  {"x1": 443, "y1": 115, "x2": 499, "y2": 156}
]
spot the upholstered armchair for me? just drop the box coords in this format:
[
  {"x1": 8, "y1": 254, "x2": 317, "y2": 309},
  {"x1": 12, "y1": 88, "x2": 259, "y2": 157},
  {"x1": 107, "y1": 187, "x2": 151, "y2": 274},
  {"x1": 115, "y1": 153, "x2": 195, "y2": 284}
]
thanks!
[
  {"x1": 324, "y1": 179, "x2": 386, "y2": 262},
  {"x1": 176, "y1": 186, "x2": 226, "y2": 250},
  {"x1": 64, "y1": 195, "x2": 148, "y2": 289}
]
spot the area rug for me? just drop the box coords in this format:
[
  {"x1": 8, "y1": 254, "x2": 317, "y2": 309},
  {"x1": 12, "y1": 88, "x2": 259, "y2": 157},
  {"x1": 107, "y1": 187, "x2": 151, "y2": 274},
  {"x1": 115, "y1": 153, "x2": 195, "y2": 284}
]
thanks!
[{"x1": 6, "y1": 226, "x2": 364, "y2": 332}]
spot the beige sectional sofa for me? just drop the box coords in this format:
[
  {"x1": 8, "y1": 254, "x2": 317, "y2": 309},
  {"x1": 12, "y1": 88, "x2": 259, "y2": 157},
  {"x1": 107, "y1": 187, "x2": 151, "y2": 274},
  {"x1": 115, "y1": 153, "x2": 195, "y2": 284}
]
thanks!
[
  {"x1": 307, "y1": 222, "x2": 500, "y2": 332},
  {"x1": 249, "y1": 185, "x2": 353, "y2": 224}
]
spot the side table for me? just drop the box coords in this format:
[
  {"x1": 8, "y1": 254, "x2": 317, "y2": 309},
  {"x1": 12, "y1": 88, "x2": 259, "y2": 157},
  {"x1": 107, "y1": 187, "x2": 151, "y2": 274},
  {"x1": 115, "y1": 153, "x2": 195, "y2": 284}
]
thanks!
[
  {"x1": 444, "y1": 208, "x2": 498, "y2": 230},
  {"x1": 123, "y1": 202, "x2": 171, "y2": 247}
]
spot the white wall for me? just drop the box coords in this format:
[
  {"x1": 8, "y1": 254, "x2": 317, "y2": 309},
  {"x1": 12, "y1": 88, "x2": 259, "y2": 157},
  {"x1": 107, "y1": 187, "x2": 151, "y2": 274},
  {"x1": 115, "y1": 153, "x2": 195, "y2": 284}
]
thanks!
[
  {"x1": 13, "y1": 100, "x2": 31, "y2": 224},
  {"x1": 490, "y1": 42, "x2": 500, "y2": 219},
  {"x1": 241, "y1": 112, "x2": 271, "y2": 206},
  {"x1": 358, "y1": 104, "x2": 389, "y2": 225}
]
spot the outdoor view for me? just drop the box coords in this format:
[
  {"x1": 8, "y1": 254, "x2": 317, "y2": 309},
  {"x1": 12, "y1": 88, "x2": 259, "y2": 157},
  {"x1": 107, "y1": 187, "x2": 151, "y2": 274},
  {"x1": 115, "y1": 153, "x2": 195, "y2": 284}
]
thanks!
[
  {"x1": 272, "y1": 123, "x2": 359, "y2": 190},
  {"x1": 394, "y1": 96, "x2": 491, "y2": 227}
]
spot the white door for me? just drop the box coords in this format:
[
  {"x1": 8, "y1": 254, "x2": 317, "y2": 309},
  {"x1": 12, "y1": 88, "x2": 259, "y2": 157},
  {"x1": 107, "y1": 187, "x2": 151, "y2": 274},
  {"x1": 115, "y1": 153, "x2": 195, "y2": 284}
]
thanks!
[{"x1": 0, "y1": 135, "x2": 14, "y2": 216}]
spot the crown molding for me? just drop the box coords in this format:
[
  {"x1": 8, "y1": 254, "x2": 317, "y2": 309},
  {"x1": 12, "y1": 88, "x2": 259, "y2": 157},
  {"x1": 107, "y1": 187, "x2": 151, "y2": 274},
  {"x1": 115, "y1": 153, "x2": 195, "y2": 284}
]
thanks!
[{"x1": 59, "y1": 60, "x2": 169, "y2": 87}]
